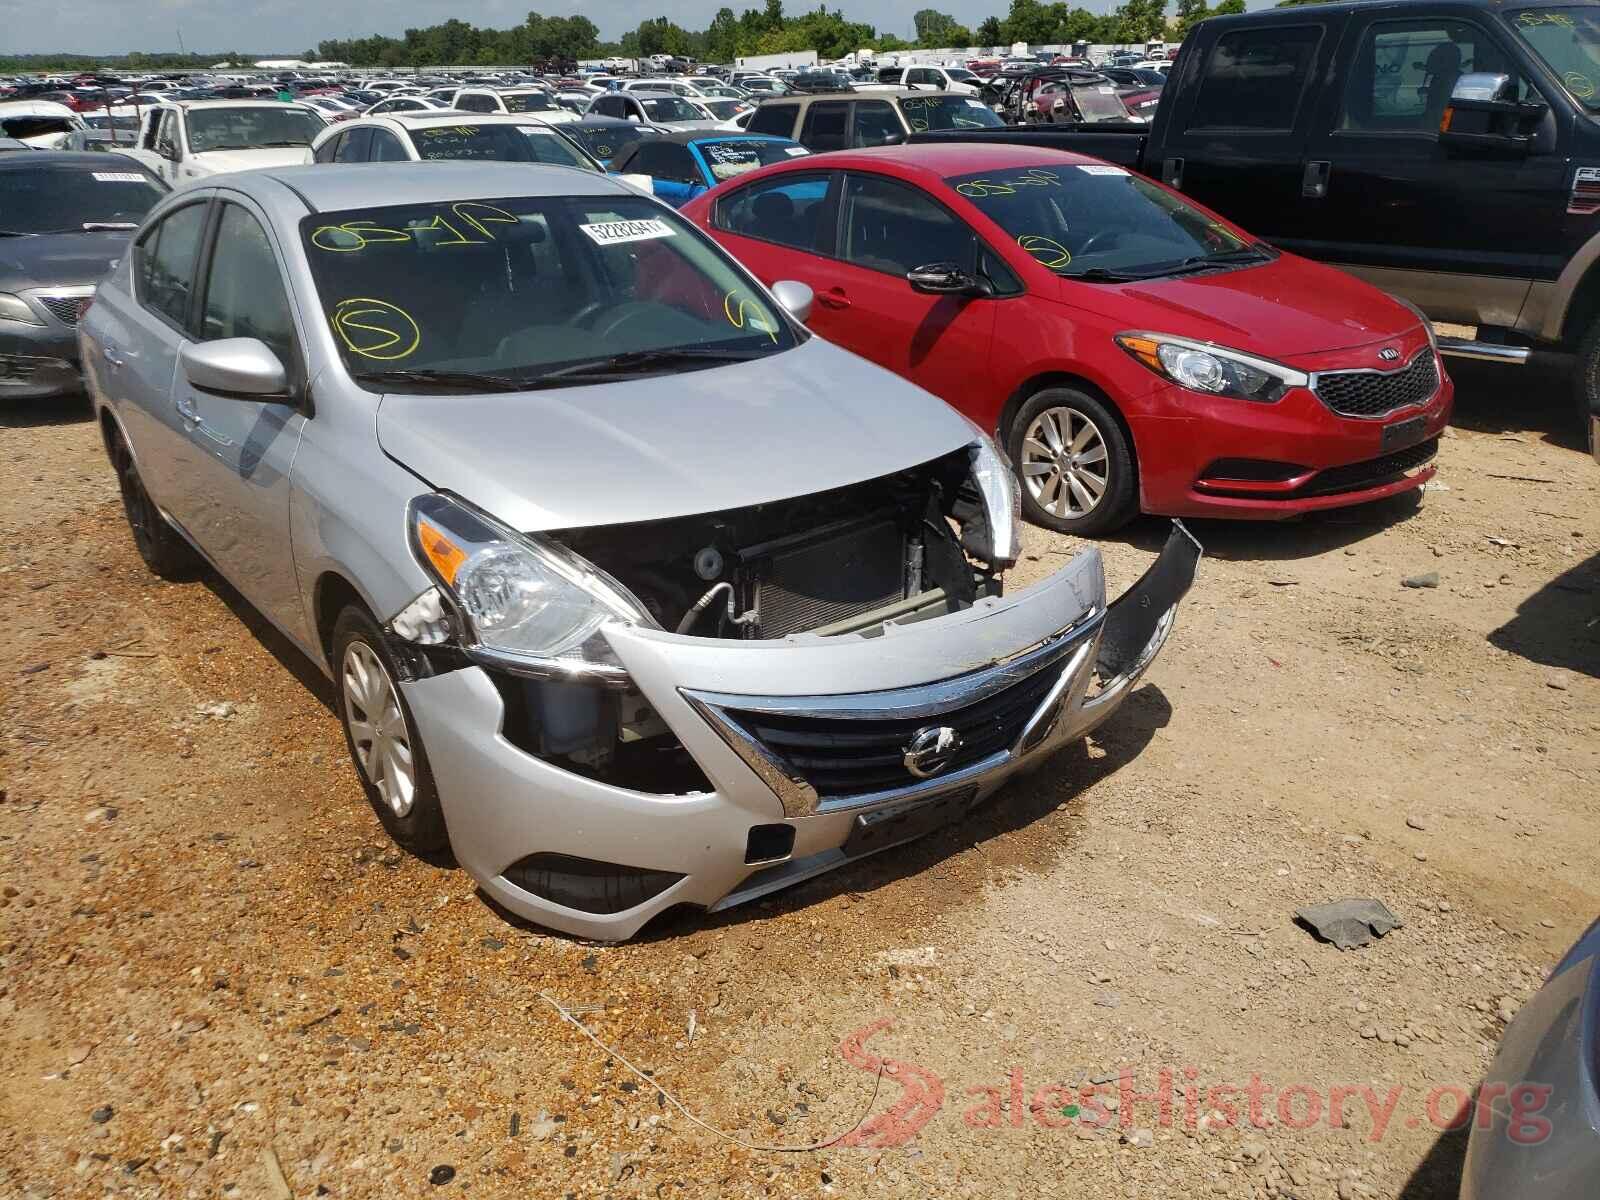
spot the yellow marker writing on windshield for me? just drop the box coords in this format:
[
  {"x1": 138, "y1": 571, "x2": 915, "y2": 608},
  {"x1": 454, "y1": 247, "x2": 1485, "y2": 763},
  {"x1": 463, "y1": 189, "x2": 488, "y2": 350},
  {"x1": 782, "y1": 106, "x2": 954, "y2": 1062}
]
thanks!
[
  {"x1": 1017, "y1": 234, "x2": 1072, "y2": 269},
  {"x1": 723, "y1": 291, "x2": 778, "y2": 343},
  {"x1": 332, "y1": 298, "x2": 421, "y2": 361}
]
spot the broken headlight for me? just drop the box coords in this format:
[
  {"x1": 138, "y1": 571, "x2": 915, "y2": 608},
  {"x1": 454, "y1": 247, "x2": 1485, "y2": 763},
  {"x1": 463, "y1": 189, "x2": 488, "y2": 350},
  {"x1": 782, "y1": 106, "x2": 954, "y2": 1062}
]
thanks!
[
  {"x1": 962, "y1": 424, "x2": 1022, "y2": 568},
  {"x1": 1115, "y1": 332, "x2": 1308, "y2": 404},
  {"x1": 406, "y1": 494, "x2": 653, "y2": 680}
]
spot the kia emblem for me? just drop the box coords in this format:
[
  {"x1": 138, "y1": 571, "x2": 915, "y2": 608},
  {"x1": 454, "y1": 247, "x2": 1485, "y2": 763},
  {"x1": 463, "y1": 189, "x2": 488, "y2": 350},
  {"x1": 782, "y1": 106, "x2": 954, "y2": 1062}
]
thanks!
[{"x1": 1378, "y1": 347, "x2": 1401, "y2": 362}]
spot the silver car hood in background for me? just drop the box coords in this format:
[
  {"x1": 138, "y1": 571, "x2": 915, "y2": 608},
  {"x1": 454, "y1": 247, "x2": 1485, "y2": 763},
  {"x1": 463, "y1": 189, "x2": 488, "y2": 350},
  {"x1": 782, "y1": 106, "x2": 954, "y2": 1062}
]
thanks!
[{"x1": 376, "y1": 338, "x2": 978, "y2": 532}]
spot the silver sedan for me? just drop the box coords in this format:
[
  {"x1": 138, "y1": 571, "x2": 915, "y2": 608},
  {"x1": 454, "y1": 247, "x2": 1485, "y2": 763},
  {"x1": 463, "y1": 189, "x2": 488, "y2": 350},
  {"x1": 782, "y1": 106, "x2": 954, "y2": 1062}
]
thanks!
[{"x1": 78, "y1": 162, "x2": 1197, "y2": 939}]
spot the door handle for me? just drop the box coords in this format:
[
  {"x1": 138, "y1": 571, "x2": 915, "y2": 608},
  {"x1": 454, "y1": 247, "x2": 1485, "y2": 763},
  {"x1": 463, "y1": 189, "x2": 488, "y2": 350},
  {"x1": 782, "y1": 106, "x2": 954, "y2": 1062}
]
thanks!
[
  {"x1": 1162, "y1": 156, "x2": 1184, "y2": 189},
  {"x1": 102, "y1": 346, "x2": 124, "y2": 368},
  {"x1": 176, "y1": 396, "x2": 199, "y2": 423},
  {"x1": 817, "y1": 288, "x2": 852, "y2": 310},
  {"x1": 1302, "y1": 160, "x2": 1331, "y2": 199}
]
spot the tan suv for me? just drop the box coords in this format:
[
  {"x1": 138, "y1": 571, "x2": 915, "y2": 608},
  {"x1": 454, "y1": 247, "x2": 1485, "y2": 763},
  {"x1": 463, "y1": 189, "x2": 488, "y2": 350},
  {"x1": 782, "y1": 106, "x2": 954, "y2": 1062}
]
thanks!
[{"x1": 745, "y1": 89, "x2": 1001, "y2": 152}]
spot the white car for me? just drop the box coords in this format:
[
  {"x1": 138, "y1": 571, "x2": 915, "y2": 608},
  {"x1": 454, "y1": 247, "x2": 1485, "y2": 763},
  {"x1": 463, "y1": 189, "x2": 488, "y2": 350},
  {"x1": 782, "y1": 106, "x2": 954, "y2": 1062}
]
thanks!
[
  {"x1": 366, "y1": 96, "x2": 452, "y2": 116},
  {"x1": 587, "y1": 90, "x2": 722, "y2": 131},
  {"x1": 0, "y1": 100, "x2": 86, "y2": 149},
  {"x1": 624, "y1": 77, "x2": 722, "y2": 100},
  {"x1": 119, "y1": 101, "x2": 325, "y2": 185},
  {"x1": 309, "y1": 111, "x2": 601, "y2": 170},
  {"x1": 450, "y1": 87, "x2": 578, "y2": 125}
]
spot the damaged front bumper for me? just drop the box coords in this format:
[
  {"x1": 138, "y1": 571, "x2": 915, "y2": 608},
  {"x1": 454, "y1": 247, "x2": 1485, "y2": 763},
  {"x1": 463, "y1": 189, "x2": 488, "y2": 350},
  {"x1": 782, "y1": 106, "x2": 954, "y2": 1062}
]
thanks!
[{"x1": 401, "y1": 523, "x2": 1201, "y2": 940}]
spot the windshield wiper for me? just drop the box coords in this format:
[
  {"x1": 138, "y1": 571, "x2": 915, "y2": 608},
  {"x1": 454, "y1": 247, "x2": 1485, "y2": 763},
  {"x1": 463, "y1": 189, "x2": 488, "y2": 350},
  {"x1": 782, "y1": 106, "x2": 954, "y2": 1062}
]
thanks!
[
  {"x1": 1154, "y1": 247, "x2": 1274, "y2": 278},
  {"x1": 1067, "y1": 267, "x2": 1145, "y2": 283},
  {"x1": 0, "y1": 229, "x2": 36, "y2": 238},
  {"x1": 525, "y1": 346, "x2": 768, "y2": 383},
  {"x1": 82, "y1": 222, "x2": 138, "y2": 231},
  {"x1": 351, "y1": 368, "x2": 528, "y2": 393},
  {"x1": 255, "y1": 140, "x2": 310, "y2": 147}
]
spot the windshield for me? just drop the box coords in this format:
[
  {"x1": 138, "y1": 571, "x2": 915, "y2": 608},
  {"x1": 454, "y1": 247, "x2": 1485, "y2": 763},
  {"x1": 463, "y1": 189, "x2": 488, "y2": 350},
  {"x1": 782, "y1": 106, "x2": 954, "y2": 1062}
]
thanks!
[
  {"x1": 0, "y1": 164, "x2": 163, "y2": 233},
  {"x1": 186, "y1": 106, "x2": 324, "y2": 151},
  {"x1": 898, "y1": 95, "x2": 1003, "y2": 131},
  {"x1": 564, "y1": 123, "x2": 656, "y2": 162},
  {"x1": 502, "y1": 92, "x2": 556, "y2": 112},
  {"x1": 947, "y1": 68, "x2": 980, "y2": 83},
  {"x1": 642, "y1": 96, "x2": 705, "y2": 122},
  {"x1": 699, "y1": 99, "x2": 747, "y2": 120},
  {"x1": 1508, "y1": 7, "x2": 1600, "y2": 109},
  {"x1": 1071, "y1": 84, "x2": 1132, "y2": 122},
  {"x1": 408, "y1": 123, "x2": 596, "y2": 169},
  {"x1": 301, "y1": 194, "x2": 798, "y2": 391},
  {"x1": 698, "y1": 137, "x2": 806, "y2": 180},
  {"x1": 945, "y1": 164, "x2": 1262, "y2": 281}
]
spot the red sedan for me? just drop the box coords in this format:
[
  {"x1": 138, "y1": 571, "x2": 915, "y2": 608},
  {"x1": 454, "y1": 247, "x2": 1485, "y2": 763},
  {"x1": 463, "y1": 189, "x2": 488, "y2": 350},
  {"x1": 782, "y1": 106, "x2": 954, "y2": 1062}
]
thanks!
[{"x1": 681, "y1": 144, "x2": 1453, "y2": 534}]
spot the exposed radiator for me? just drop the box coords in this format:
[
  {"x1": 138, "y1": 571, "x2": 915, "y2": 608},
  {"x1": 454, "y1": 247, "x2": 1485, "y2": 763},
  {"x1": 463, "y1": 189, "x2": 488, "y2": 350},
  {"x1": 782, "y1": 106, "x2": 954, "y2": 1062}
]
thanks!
[{"x1": 737, "y1": 515, "x2": 910, "y2": 639}]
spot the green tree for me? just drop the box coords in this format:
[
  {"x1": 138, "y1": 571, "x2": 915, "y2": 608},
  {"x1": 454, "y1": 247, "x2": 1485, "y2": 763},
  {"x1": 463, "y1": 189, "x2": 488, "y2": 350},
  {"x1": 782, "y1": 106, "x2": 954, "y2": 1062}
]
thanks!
[
  {"x1": 914, "y1": 8, "x2": 971, "y2": 44},
  {"x1": 1174, "y1": 0, "x2": 1208, "y2": 35},
  {"x1": 764, "y1": 0, "x2": 786, "y2": 29},
  {"x1": 1212, "y1": 0, "x2": 1243, "y2": 13},
  {"x1": 706, "y1": 7, "x2": 741, "y2": 59},
  {"x1": 977, "y1": 15, "x2": 1003, "y2": 44}
]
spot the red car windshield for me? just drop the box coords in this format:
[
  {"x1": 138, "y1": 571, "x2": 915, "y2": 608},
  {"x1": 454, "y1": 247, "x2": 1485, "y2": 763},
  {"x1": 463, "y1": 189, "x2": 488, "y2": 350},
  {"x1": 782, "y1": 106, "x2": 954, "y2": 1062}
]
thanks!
[{"x1": 945, "y1": 164, "x2": 1266, "y2": 281}]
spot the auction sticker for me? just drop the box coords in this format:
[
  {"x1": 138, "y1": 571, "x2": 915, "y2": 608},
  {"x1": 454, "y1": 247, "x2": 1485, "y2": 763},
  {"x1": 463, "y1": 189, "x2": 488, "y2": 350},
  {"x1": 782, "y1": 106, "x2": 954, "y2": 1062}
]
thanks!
[
  {"x1": 93, "y1": 172, "x2": 148, "y2": 183},
  {"x1": 1077, "y1": 164, "x2": 1128, "y2": 176},
  {"x1": 580, "y1": 218, "x2": 676, "y2": 245}
]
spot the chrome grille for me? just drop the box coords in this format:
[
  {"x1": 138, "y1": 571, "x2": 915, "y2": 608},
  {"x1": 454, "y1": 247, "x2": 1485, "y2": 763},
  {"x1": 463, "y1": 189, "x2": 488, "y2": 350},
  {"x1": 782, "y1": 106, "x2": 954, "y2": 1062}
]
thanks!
[
  {"x1": 718, "y1": 651, "x2": 1070, "y2": 800},
  {"x1": 1313, "y1": 351, "x2": 1439, "y2": 418},
  {"x1": 36, "y1": 294, "x2": 88, "y2": 326}
]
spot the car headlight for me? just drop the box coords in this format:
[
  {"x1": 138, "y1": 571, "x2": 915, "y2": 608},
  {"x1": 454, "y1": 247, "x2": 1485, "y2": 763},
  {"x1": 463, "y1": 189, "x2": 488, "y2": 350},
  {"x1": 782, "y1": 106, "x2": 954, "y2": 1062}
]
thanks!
[
  {"x1": 961, "y1": 422, "x2": 1022, "y2": 568},
  {"x1": 0, "y1": 293, "x2": 44, "y2": 326},
  {"x1": 406, "y1": 493, "x2": 654, "y2": 679},
  {"x1": 1116, "y1": 332, "x2": 1307, "y2": 403}
]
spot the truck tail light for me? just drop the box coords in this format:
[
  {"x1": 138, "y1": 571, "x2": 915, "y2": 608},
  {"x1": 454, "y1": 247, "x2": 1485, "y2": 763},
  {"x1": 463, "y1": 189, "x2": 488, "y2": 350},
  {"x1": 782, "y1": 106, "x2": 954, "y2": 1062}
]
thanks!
[{"x1": 1571, "y1": 167, "x2": 1600, "y2": 216}]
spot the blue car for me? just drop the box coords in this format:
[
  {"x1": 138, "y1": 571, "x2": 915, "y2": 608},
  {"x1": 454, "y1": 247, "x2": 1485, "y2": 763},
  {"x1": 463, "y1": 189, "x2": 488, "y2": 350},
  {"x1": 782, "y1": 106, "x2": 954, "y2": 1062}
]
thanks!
[{"x1": 610, "y1": 131, "x2": 809, "y2": 207}]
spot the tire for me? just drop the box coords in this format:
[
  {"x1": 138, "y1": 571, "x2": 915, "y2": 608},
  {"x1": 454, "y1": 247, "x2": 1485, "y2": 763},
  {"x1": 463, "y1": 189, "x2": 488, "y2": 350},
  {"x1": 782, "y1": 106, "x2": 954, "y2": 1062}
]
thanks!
[
  {"x1": 1575, "y1": 318, "x2": 1600, "y2": 454},
  {"x1": 109, "y1": 428, "x2": 200, "y2": 580},
  {"x1": 1006, "y1": 387, "x2": 1138, "y2": 536},
  {"x1": 332, "y1": 604, "x2": 450, "y2": 855}
]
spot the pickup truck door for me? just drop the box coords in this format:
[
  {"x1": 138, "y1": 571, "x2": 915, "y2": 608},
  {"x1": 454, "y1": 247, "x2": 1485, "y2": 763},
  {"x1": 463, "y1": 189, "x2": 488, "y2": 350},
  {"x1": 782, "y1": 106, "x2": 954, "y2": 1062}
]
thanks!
[
  {"x1": 162, "y1": 196, "x2": 311, "y2": 644},
  {"x1": 1154, "y1": 18, "x2": 1346, "y2": 244},
  {"x1": 121, "y1": 108, "x2": 173, "y2": 183},
  {"x1": 1295, "y1": 12, "x2": 1567, "y2": 328}
]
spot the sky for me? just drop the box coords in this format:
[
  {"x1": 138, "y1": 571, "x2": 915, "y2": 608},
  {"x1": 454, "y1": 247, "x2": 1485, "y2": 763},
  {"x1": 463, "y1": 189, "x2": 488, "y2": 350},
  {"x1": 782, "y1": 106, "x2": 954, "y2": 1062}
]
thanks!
[{"x1": 2, "y1": 0, "x2": 1271, "y2": 57}]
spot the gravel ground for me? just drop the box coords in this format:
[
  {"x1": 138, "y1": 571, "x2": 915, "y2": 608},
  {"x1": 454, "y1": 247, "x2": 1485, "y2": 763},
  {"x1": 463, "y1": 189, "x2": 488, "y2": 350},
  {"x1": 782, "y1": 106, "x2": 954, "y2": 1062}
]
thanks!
[{"x1": 1, "y1": 362, "x2": 1597, "y2": 1199}]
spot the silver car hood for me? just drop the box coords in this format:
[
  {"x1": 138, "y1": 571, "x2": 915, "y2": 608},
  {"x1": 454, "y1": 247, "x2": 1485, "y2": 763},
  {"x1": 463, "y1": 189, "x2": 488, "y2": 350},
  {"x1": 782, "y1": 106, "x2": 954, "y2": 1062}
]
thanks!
[{"x1": 375, "y1": 337, "x2": 977, "y2": 532}]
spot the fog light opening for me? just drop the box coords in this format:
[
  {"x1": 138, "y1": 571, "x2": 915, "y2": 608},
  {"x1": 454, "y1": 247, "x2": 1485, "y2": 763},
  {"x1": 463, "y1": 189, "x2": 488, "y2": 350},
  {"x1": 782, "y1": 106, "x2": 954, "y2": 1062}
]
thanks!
[
  {"x1": 744, "y1": 824, "x2": 795, "y2": 865},
  {"x1": 502, "y1": 854, "x2": 683, "y2": 915}
]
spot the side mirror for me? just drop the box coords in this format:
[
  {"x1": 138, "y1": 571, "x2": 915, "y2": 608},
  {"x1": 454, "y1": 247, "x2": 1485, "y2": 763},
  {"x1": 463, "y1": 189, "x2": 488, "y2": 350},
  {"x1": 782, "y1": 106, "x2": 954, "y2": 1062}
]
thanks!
[
  {"x1": 907, "y1": 262, "x2": 993, "y2": 297},
  {"x1": 1440, "y1": 72, "x2": 1545, "y2": 155},
  {"x1": 180, "y1": 338, "x2": 289, "y2": 399},
  {"x1": 771, "y1": 279, "x2": 814, "y2": 323}
]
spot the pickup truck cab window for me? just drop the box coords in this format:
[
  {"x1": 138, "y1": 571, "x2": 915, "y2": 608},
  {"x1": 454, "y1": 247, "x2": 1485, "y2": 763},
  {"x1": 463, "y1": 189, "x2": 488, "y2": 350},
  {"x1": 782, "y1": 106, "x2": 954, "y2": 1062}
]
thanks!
[
  {"x1": 852, "y1": 100, "x2": 901, "y2": 145},
  {"x1": 1189, "y1": 25, "x2": 1324, "y2": 131},
  {"x1": 1339, "y1": 19, "x2": 1526, "y2": 133}
]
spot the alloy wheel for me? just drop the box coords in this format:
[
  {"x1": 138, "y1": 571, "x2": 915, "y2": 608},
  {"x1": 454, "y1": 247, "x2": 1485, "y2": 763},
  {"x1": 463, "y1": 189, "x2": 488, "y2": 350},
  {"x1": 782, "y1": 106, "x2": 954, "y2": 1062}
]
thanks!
[
  {"x1": 342, "y1": 641, "x2": 416, "y2": 818},
  {"x1": 1020, "y1": 405, "x2": 1111, "y2": 520}
]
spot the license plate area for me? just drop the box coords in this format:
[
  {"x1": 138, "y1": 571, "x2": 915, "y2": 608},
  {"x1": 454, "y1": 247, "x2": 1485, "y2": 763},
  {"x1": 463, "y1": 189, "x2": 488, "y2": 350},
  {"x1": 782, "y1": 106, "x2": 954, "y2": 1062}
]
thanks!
[
  {"x1": 1381, "y1": 414, "x2": 1427, "y2": 452},
  {"x1": 843, "y1": 786, "x2": 978, "y2": 858}
]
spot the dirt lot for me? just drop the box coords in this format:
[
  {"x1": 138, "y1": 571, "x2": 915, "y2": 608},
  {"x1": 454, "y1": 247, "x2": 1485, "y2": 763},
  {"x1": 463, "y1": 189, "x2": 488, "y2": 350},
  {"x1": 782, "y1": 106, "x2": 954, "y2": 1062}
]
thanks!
[{"x1": 2, "y1": 363, "x2": 1597, "y2": 1200}]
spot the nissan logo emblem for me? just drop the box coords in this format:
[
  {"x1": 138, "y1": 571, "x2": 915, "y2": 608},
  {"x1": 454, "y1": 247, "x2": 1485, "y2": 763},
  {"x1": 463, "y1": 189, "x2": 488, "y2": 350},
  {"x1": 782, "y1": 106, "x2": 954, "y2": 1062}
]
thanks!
[
  {"x1": 1378, "y1": 347, "x2": 1401, "y2": 362},
  {"x1": 903, "y1": 726, "x2": 963, "y2": 779}
]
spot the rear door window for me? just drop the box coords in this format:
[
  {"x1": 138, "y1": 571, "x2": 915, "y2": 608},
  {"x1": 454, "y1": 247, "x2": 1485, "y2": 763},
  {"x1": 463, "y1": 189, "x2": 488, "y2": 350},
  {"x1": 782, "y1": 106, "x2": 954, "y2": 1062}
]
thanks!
[
  {"x1": 1188, "y1": 25, "x2": 1323, "y2": 131},
  {"x1": 747, "y1": 102, "x2": 799, "y2": 136},
  {"x1": 714, "y1": 171, "x2": 834, "y2": 253},
  {"x1": 334, "y1": 127, "x2": 372, "y2": 162},
  {"x1": 800, "y1": 100, "x2": 850, "y2": 151}
]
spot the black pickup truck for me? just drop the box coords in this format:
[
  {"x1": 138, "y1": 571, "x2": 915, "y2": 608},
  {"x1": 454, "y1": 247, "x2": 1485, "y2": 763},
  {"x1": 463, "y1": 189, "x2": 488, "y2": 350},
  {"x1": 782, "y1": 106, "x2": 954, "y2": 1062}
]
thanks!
[{"x1": 913, "y1": 0, "x2": 1600, "y2": 433}]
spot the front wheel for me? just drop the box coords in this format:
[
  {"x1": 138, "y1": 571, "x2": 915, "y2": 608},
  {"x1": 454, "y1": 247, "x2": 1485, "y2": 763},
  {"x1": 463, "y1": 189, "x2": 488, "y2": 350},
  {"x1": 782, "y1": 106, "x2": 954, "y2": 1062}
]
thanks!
[
  {"x1": 110, "y1": 430, "x2": 199, "y2": 579},
  {"x1": 333, "y1": 605, "x2": 450, "y2": 854},
  {"x1": 1007, "y1": 387, "x2": 1138, "y2": 536}
]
